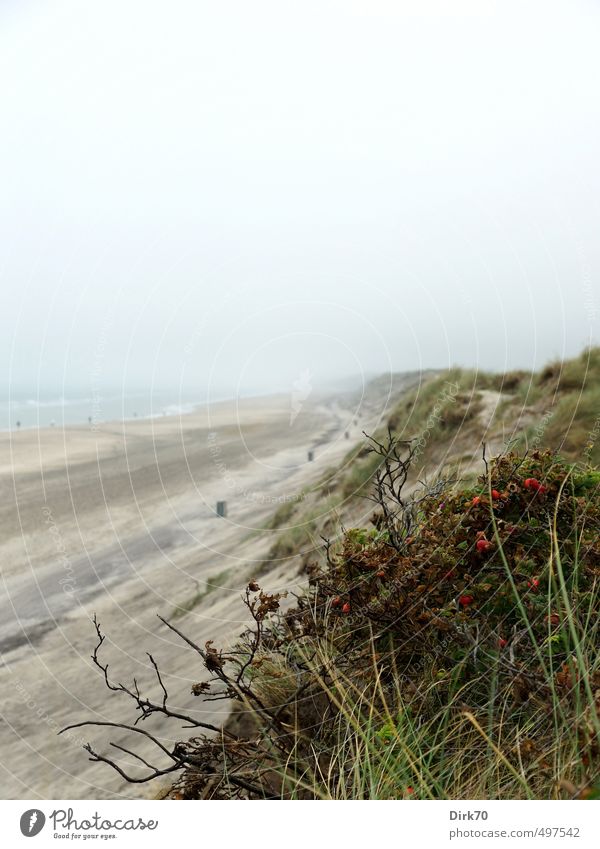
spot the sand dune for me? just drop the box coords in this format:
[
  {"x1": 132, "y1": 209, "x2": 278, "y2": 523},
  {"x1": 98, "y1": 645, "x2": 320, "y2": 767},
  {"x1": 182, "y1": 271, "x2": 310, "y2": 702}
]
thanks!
[{"x1": 0, "y1": 391, "x2": 378, "y2": 799}]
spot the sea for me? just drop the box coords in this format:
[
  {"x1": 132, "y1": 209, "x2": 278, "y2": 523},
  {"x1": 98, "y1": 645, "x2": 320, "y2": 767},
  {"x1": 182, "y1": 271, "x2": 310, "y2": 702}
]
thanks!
[{"x1": 0, "y1": 390, "x2": 218, "y2": 432}]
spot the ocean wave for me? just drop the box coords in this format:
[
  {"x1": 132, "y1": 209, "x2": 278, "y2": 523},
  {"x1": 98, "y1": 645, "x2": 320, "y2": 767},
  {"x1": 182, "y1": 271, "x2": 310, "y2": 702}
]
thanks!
[{"x1": 145, "y1": 403, "x2": 198, "y2": 418}]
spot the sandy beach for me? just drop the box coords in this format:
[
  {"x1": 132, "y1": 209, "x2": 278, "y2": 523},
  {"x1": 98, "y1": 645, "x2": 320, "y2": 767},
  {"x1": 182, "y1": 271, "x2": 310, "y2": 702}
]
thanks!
[{"x1": 0, "y1": 389, "x2": 388, "y2": 799}]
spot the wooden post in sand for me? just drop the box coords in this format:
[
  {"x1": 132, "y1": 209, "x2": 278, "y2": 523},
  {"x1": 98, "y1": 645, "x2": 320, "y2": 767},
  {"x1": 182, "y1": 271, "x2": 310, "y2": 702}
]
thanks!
[
  {"x1": 216, "y1": 500, "x2": 227, "y2": 517},
  {"x1": 307, "y1": 450, "x2": 314, "y2": 462}
]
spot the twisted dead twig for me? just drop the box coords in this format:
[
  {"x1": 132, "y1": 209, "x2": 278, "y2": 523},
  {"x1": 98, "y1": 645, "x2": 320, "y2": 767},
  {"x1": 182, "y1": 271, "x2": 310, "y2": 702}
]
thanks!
[
  {"x1": 88, "y1": 614, "x2": 226, "y2": 735},
  {"x1": 361, "y1": 429, "x2": 416, "y2": 550},
  {"x1": 362, "y1": 430, "x2": 453, "y2": 550},
  {"x1": 320, "y1": 535, "x2": 337, "y2": 569},
  {"x1": 58, "y1": 719, "x2": 188, "y2": 785},
  {"x1": 61, "y1": 588, "x2": 302, "y2": 796},
  {"x1": 60, "y1": 713, "x2": 277, "y2": 797},
  {"x1": 159, "y1": 610, "x2": 287, "y2": 731},
  {"x1": 59, "y1": 720, "x2": 182, "y2": 761},
  {"x1": 82, "y1": 743, "x2": 180, "y2": 785},
  {"x1": 363, "y1": 429, "x2": 414, "y2": 505}
]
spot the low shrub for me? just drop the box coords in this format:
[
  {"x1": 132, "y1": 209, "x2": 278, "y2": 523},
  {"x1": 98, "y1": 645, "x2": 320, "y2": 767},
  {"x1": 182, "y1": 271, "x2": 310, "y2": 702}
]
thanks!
[{"x1": 65, "y1": 447, "x2": 600, "y2": 800}]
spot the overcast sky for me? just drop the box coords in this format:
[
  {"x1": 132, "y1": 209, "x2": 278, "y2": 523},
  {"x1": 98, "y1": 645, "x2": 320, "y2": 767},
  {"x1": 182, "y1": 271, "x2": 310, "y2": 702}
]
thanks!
[{"x1": 1, "y1": 0, "x2": 599, "y2": 400}]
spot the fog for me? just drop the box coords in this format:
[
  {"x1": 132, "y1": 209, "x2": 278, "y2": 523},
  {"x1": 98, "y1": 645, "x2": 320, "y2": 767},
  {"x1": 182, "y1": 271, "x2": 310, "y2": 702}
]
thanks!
[{"x1": 1, "y1": 0, "x2": 599, "y2": 402}]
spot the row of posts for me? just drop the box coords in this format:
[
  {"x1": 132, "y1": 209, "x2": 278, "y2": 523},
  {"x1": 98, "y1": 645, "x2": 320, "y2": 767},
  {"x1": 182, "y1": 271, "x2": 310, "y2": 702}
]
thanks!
[{"x1": 215, "y1": 430, "x2": 352, "y2": 517}]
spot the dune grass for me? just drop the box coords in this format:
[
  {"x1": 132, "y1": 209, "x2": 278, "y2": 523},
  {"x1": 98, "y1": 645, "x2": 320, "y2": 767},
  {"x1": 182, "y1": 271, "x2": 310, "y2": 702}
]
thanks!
[
  {"x1": 171, "y1": 568, "x2": 232, "y2": 618},
  {"x1": 162, "y1": 448, "x2": 600, "y2": 800},
  {"x1": 78, "y1": 349, "x2": 600, "y2": 801},
  {"x1": 272, "y1": 514, "x2": 599, "y2": 799}
]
